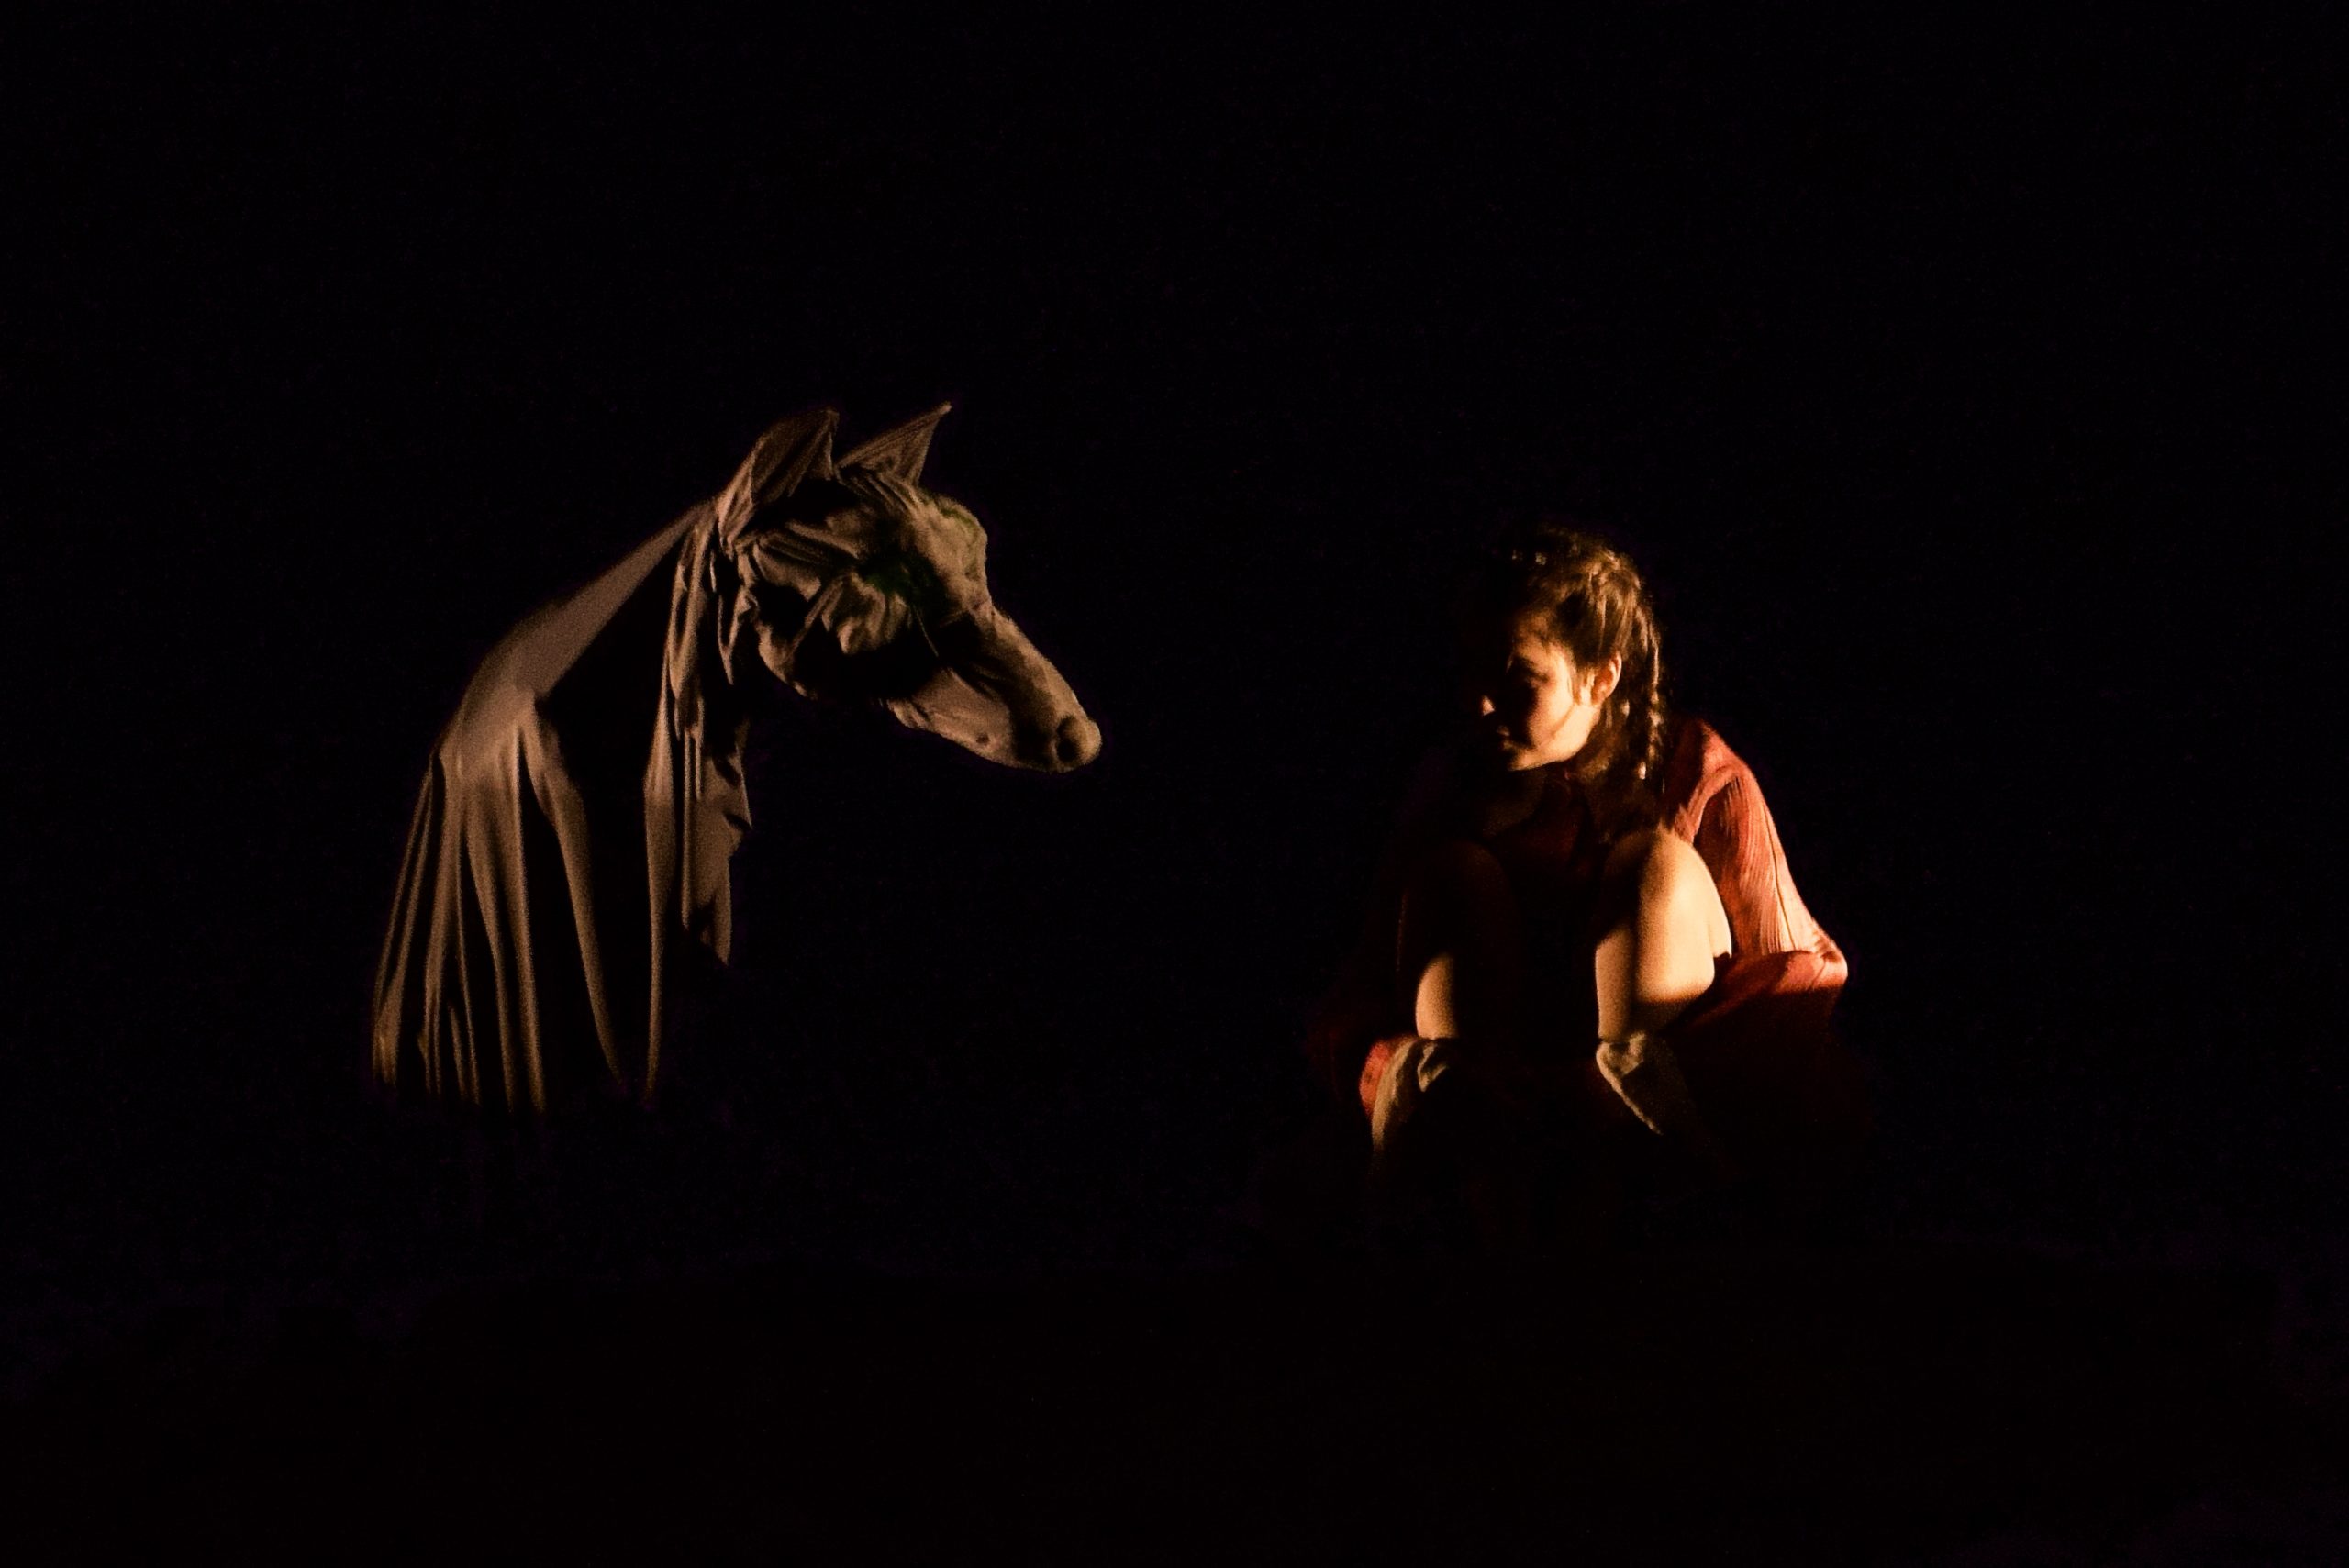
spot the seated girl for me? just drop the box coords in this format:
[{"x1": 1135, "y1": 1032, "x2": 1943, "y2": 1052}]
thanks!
[{"x1": 1306, "y1": 521, "x2": 1866, "y2": 1250}]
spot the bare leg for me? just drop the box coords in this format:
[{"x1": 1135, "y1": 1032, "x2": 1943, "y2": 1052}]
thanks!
[
  {"x1": 1593, "y1": 829, "x2": 1731, "y2": 1041},
  {"x1": 1397, "y1": 840, "x2": 1524, "y2": 1049},
  {"x1": 1592, "y1": 829, "x2": 1736, "y2": 1175},
  {"x1": 1376, "y1": 840, "x2": 1549, "y2": 1251}
]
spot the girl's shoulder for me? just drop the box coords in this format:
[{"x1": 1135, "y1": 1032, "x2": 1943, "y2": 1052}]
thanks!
[{"x1": 1656, "y1": 714, "x2": 1760, "y2": 832}]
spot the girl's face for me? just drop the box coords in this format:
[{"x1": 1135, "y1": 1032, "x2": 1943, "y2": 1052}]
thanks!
[{"x1": 1464, "y1": 606, "x2": 1620, "y2": 772}]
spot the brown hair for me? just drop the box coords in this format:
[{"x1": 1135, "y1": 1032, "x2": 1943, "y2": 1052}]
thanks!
[{"x1": 1460, "y1": 518, "x2": 1669, "y2": 828}]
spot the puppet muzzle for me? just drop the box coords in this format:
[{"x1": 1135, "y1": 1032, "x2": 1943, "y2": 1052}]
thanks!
[{"x1": 884, "y1": 604, "x2": 1100, "y2": 773}]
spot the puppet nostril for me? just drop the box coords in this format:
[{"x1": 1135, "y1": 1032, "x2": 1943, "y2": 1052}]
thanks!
[{"x1": 1053, "y1": 714, "x2": 1101, "y2": 770}]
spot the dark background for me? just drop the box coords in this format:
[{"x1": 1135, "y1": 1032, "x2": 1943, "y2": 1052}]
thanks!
[{"x1": 6, "y1": 10, "x2": 2343, "y2": 1551}]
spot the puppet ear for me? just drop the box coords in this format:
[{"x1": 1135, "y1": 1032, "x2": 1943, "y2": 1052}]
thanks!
[
  {"x1": 839, "y1": 403, "x2": 952, "y2": 483},
  {"x1": 718, "y1": 408, "x2": 840, "y2": 540}
]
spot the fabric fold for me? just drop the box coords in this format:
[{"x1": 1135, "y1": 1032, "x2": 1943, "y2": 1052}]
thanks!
[{"x1": 373, "y1": 511, "x2": 723, "y2": 1113}]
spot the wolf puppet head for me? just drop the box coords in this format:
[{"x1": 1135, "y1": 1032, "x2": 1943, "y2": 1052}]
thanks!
[{"x1": 710, "y1": 406, "x2": 1100, "y2": 773}]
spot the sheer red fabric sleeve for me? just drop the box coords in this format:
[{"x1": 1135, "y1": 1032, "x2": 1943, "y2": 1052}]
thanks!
[{"x1": 1657, "y1": 720, "x2": 1867, "y2": 1184}]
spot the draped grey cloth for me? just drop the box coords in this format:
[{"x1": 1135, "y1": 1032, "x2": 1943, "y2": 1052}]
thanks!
[
  {"x1": 370, "y1": 505, "x2": 734, "y2": 1113},
  {"x1": 371, "y1": 405, "x2": 1090, "y2": 1115}
]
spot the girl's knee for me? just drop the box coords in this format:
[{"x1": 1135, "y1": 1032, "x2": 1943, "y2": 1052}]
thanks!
[
  {"x1": 1407, "y1": 839, "x2": 1511, "y2": 912},
  {"x1": 1398, "y1": 840, "x2": 1518, "y2": 960},
  {"x1": 1420, "y1": 837, "x2": 1507, "y2": 884},
  {"x1": 1599, "y1": 827, "x2": 1671, "y2": 900},
  {"x1": 1398, "y1": 840, "x2": 1524, "y2": 1041},
  {"x1": 1596, "y1": 829, "x2": 1729, "y2": 1037},
  {"x1": 1604, "y1": 831, "x2": 1721, "y2": 939}
]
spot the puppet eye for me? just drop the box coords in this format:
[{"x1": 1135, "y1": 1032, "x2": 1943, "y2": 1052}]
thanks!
[{"x1": 921, "y1": 612, "x2": 984, "y2": 664}]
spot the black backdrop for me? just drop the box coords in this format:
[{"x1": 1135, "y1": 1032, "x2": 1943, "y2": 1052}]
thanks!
[{"x1": 9, "y1": 12, "x2": 2342, "y2": 1322}]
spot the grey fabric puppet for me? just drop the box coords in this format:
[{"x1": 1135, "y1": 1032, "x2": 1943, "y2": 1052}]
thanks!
[{"x1": 371, "y1": 406, "x2": 1098, "y2": 1114}]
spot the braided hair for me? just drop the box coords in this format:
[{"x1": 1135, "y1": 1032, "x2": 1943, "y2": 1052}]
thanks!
[{"x1": 1459, "y1": 518, "x2": 1670, "y2": 831}]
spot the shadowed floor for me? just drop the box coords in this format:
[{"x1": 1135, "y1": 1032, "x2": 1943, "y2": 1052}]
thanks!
[{"x1": 6, "y1": 1238, "x2": 2343, "y2": 1563}]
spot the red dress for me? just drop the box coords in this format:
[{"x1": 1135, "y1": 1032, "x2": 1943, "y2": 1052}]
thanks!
[{"x1": 1308, "y1": 717, "x2": 1866, "y2": 1192}]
